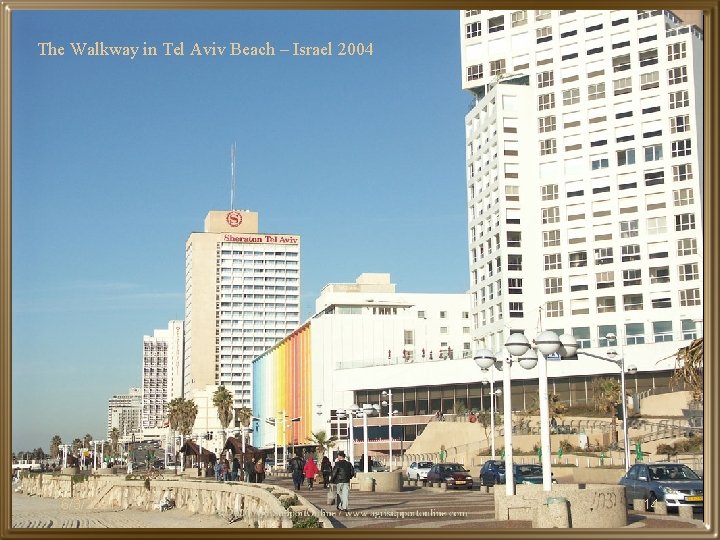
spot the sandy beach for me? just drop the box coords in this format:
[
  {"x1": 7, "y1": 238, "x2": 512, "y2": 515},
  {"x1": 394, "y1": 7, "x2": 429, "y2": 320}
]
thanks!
[{"x1": 12, "y1": 491, "x2": 249, "y2": 529}]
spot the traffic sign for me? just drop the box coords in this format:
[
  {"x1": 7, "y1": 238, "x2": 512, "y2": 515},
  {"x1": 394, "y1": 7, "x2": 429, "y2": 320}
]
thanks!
[{"x1": 546, "y1": 352, "x2": 561, "y2": 360}]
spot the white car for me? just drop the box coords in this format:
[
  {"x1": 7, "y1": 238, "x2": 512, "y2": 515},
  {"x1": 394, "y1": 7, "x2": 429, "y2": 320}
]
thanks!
[{"x1": 406, "y1": 461, "x2": 433, "y2": 480}]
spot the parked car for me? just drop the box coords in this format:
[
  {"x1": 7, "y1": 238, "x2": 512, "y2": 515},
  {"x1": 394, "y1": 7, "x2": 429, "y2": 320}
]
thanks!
[
  {"x1": 426, "y1": 463, "x2": 473, "y2": 489},
  {"x1": 479, "y1": 459, "x2": 506, "y2": 486},
  {"x1": 513, "y1": 464, "x2": 557, "y2": 485},
  {"x1": 406, "y1": 461, "x2": 433, "y2": 480},
  {"x1": 619, "y1": 463, "x2": 703, "y2": 511},
  {"x1": 354, "y1": 459, "x2": 387, "y2": 472}
]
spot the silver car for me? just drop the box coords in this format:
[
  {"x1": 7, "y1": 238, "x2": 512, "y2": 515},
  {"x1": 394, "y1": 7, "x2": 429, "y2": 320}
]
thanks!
[
  {"x1": 406, "y1": 461, "x2": 433, "y2": 480},
  {"x1": 619, "y1": 463, "x2": 703, "y2": 511}
]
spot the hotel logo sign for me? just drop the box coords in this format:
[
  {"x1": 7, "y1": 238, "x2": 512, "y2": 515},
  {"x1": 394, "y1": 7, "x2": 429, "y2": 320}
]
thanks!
[{"x1": 226, "y1": 211, "x2": 243, "y2": 227}]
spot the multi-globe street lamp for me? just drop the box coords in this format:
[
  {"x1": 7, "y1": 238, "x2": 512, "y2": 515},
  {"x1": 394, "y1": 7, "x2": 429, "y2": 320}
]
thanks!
[{"x1": 351, "y1": 403, "x2": 378, "y2": 473}]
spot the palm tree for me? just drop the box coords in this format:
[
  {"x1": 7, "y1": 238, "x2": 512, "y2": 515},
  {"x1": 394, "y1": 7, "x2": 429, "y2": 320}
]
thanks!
[
  {"x1": 110, "y1": 428, "x2": 120, "y2": 458},
  {"x1": 212, "y1": 385, "x2": 235, "y2": 443},
  {"x1": 71, "y1": 438, "x2": 83, "y2": 455},
  {"x1": 168, "y1": 397, "x2": 198, "y2": 470},
  {"x1": 671, "y1": 337, "x2": 703, "y2": 404},
  {"x1": 83, "y1": 433, "x2": 93, "y2": 449},
  {"x1": 50, "y1": 435, "x2": 62, "y2": 460},
  {"x1": 308, "y1": 430, "x2": 338, "y2": 460},
  {"x1": 592, "y1": 377, "x2": 622, "y2": 444}
]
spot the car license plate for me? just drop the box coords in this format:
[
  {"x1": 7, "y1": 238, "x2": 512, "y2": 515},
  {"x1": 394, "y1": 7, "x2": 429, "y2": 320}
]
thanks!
[
  {"x1": 686, "y1": 496, "x2": 703, "y2": 502},
  {"x1": 455, "y1": 480, "x2": 466, "y2": 485}
]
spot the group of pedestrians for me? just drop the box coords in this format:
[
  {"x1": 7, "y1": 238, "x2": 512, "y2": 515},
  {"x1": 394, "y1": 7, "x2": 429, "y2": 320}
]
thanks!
[{"x1": 213, "y1": 456, "x2": 265, "y2": 483}]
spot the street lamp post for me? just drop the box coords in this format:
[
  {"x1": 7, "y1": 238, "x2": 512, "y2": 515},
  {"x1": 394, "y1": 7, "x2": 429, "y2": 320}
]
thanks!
[
  {"x1": 501, "y1": 331, "x2": 578, "y2": 492},
  {"x1": 478, "y1": 367, "x2": 501, "y2": 459},
  {"x1": 337, "y1": 408, "x2": 354, "y2": 464},
  {"x1": 381, "y1": 390, "x2": 398, "y2": 472}
]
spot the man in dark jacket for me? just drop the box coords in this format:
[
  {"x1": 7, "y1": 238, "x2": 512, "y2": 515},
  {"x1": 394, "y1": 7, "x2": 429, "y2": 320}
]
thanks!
[{"x1": 330, "y1": 451, "x2": 354, "y2": 512}]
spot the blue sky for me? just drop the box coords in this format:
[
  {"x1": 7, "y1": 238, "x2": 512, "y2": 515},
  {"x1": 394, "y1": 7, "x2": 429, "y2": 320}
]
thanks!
[{"x1": 11, "y1": 10, "x2": 471, "y2": 452}]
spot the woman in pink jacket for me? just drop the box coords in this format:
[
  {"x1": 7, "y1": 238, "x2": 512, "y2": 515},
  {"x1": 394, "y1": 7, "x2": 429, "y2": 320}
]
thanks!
[{"x1": 303, "y1": 456, "x2": 320, "y2": 491}]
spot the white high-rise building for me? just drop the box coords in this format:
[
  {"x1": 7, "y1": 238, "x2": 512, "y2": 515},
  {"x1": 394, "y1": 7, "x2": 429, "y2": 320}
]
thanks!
[
  {"x1": 184, "y1": 210, "x2": 300, "y2": 408},
  {"x1": 461, "y1": 10, "x2": 703, "y2": 363},
  {"x1": 141, "y1": 320, "x2": 183, "y2": 430},
  {"x1": 107, "y1": 387, "x2": 142, "y2": 439}
]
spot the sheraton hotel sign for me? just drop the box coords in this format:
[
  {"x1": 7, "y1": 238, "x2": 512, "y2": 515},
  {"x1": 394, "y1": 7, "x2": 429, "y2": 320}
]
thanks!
[{"x1": 223, "y1": 234, "x2": 299, "y2": 245}]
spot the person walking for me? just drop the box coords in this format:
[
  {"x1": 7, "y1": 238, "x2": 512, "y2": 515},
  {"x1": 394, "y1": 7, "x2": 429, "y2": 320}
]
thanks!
[
  {"x1": 214, "y1": 460, "x2": 221, "y2": 481},
  {"x1": 303, "y1": 455, "x2": 320, "y2": 491},
  {"x1": 254, "y1": 458, "x2": 265, "y2": 483},
  {"x1": 330, "y1": 450, "x2": 355, "y2": 513},
  {"x1": 243, "y1": 457, "x2": 254, "y2": 483},
  {"x1": 231, "y1": 457, "x2": 240, "y2": 481},
  {"x1": 289, "y1": 454, "x2": 304, "y2": 490},
  {"x1": 320, "y1": 456, "x2": 332, "y2": 488}
]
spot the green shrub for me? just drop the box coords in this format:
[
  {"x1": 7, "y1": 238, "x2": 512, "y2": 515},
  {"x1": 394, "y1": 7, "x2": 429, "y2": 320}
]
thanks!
[
  {"x1": 292, "y1": 514, "x2": 321, "y2": 528},
  {"x1": 282, "y1": 495, "x2": 299, "y2": 509}
]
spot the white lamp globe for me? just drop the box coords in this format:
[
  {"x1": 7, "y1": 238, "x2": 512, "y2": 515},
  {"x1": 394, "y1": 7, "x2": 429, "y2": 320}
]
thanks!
[
  {"x1": 559, "y1": 334, "x2": 579, "y2": 358},
  {"x1": 473, "y1": 349, "x2": 496, "y2": 369},
  {"x1": 505, "y1": 333, "x2": 531, "y2": 357},
  {"x1": 534, "y1": 330, "x2": 561, "y2": 356},
  {"x1": 518, "y1": 347, "x2": 538, "y2": 370}
]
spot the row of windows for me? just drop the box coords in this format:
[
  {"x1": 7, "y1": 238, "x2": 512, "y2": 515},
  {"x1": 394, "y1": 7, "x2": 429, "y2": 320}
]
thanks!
[
  {"x1": 537, "y1": 138, "x2": 692, "y2": 162},
  {"x1": 538, "y1": 83, "x2": 690, "y2": 114}
]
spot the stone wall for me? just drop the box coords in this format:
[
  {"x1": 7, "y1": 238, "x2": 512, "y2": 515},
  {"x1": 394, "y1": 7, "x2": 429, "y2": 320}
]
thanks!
[{"x1": 20, "y1": 474, "x2": 332, "y2": 528}]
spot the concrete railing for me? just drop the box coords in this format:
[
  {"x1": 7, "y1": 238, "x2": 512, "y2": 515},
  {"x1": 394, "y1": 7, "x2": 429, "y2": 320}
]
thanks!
[{"x1": 19, "y1": 473, "x2": 332, "y2": 528}]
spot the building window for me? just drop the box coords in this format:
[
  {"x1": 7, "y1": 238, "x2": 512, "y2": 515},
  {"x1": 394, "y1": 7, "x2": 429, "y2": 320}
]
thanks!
[
  {"x1": 488, "y1": 15, "x2": 504, "y2": 33},
  {"x1": 544, "y1": 277, "x2": 562, "y2": 294},
  {"x1": 613, "y1": 77, "x2": 632, "y2": 95},
  {"x1": 597, "y1": 296, "x2": 616, "y2": 313},
  {"x1": 588, "y1": 82, "x2": 605, "y2": 100},
  {"x1": 653, "y1": 321, "x2": 673, "y2": 342},
  {"x1": 678, "y1": 262, "x2": 699, "y2": 281},
  {"x1": 623, "y1": 268, "x2": 642, "y2": 286},
  {"x1": 682, "y1": 319, "x2": 697, "y2": 340},
  {"x1": 507, "y1": 231, "x2": 521, "y2": 247},
  {"x1": 650, "y1": 266, "x2": 670, "y2": 284},
  {"x1": 595, "y1": 247, "x2": 614, "y2": 265},
  {"x1": 644, "y1": 144, "x2": 663, "y2": 161},
  {"x1": 538, "y1": 70, "x2": 554, "y2": 88},
  {"x1": 541, "y1": 184, "x2": 559, "y2": 200},
  {"x1": 538, "y1": 115, "x2": 557, "y2": 133},
  {"x1": 535, "y1": 9, "x2": 551, "y2": 21},
  {"x1": 511, "y1": 10, "x2": 528, "y2": 27},
  {"x1": 623, "y1": 294, "x2": 643, "y2": 311},
  {"x1": 508, "y1": 254, "x2": 522, "y2": 271},
  {"x1": 670, "y1": 114, "x2": 690, "y2": 133},
  {"x1": 639, "y1": 48, "x2": 658, "y2": 66},
  {"x1": 505, "y1": 185, "x2": 520, "y2": 201},
  {"x1": 677, "y1": 238, "x2": 697, "y2": 256},
  {"x1": 669, "y1": 90, "x2": 689, "y2": 109},
  {"x1": 546, "y1": 300, "x2": 563, "y2": 317},
  {"x1": 645, "y1": 169, "x2": 665, "y2": 186},
  {"x1": 536, "y1": 25, "x2": 553, "y2": 43},
  {"x1": 621, "y1": 244, "x2": 640, "y2": 262},
  {"x1": 542, "y1": 206, "x2": 560, "y2": 224},
  {"x1": 544, "y1": 253, "x2": 562, "y2": 270},
  {"x1": 652, "y1": 296, "x2": 672, "y2": 309},
  {"x1": 668, "y1": 66, "x2": 688, "y2": 85},
  {"x1": 466, "y1": 22, "x2": 482, "y2": 38},
  {"x1": 612, "y1": 53, "x2": 631, "y2": 72},
  {"x1": 509, "y1": 302, "x2": 524, "y2": 318},
  {"x1": 538, "y1": 93, "x2": 555, "y2": 111},
  {"x1": 675, "y1": 213, "x2": 696, "y2": 231},
  {"x1": 540, "y1": 138, "x2": 557, "y2": 155},
  {"x1": 673, "y1": 163, "x2": 693, "y2": 182},
  {"x1": 562, "y1": 88, "x2": 580, "y2": 105},
  {"x1": 572, "y1": 327, "x2": 591, "y2": 348},
  {"x1": 617, "y1": 148, "x2": 635, "y2": 166},
  {"x1": 417, "y1": 311, "x2": 425, "y2": 318},
  {"x1": 466, "y1": 64, "x2": 483, "y2": 81},
  {"x1": 673, "y1": 188, "x2": 694, "y2": 207},
  {"x1": 640, "y1": 71, "x2": 660, "y2": 90},
  {"x1": 680, "y1": 288, "x2": 701, "y2": 306},
  {"x1": 647, "y1": 216, "x2": 667, "y2": 235},
  {"x1": 596, "y1": 271, "x2": 615, "y2": 289},
  {"x1": 569, "y1": 251, "x2": 587, "y2": 268},
  {"x1": 671, "y1": 139, "x2": 692, "y2": 157},
  {"x1": 543, "y1": 230, "x2": 561, "y2": 247},
  {"x1": 620, "y1": 220, "x2": 639, "y2": 238},
  {"x1": 667, "y1": 42, "x2": 687, "y2": 61},
  {"x1": 508, "y1": 278, "x2": 523, "y2": 294},
  {"x1": 625, "y1": 322, "x2": 645, "y2": 344},
  {"x1": 490, "y1": 59, "x2": 506, "y2": 76},
  {"x1": 591, "y1": 155, "x2": 609, "y2": 170}
]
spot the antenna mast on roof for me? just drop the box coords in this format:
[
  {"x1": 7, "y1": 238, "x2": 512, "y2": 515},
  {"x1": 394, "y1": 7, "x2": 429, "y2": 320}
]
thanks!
[{"x1": 230, "y1": 142, "x2": 237, "y2": 210}]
